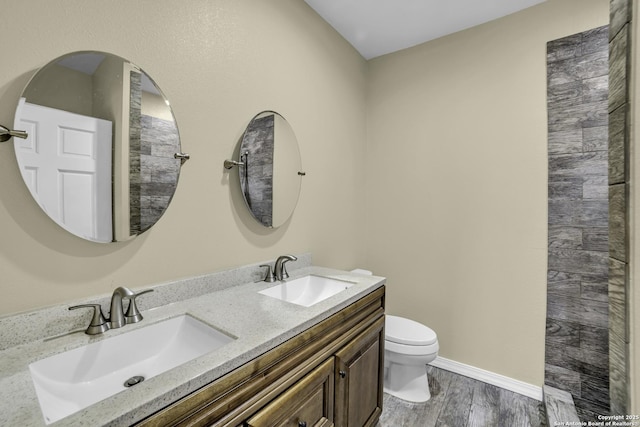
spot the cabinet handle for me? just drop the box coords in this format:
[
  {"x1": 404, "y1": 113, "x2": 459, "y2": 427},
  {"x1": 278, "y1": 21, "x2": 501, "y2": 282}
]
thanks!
[
  {"x1": 339, "y1": 370, "x2": 346, "y2": 378},
  {"x1": 299, "y1": 422, "x2": 307, "y2": 427}
]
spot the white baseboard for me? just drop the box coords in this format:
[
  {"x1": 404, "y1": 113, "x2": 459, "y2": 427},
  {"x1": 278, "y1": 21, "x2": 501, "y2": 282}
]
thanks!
[{"x1": 429, "y1": 356, "x2": 543, "y2": 401}]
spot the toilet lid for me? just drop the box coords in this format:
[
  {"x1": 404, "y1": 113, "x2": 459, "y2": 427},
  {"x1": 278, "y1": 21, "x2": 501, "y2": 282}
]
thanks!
[{"x1": 385, "y1": 315, "x2": 437, "y2": 346}]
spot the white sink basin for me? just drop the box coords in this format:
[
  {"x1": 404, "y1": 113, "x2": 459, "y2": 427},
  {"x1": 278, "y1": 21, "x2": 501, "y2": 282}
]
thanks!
[
  {"x1": 29, "y1": 314, "x2": 234, "y2": 424},
  {"x1": 258, "y1": 275, "x2": 355, "y2": 307}
]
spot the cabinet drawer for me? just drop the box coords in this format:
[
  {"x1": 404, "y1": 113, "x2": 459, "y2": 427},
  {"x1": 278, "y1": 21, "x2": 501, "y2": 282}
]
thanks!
[{"x1": 246, "y1": 357, "x2": 335, "y2": 427}]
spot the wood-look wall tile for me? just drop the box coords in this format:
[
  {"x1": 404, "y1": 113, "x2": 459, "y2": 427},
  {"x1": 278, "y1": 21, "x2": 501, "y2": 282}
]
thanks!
[
  {"x1": 581, "y1": 282, "x2": 608, "y2": 304},
  {"x1": 609, "y1": 336, "x2": 629, "y2": 415},
  {"x1": 581, "y1": 374, "x2": 610, "y2": 404},
  {"x1": 609, "y1": 104, "x2": 628, "y2": 184},
  {"x1": 609, "y1": 25, "x2": 629, "y2": 113},
  {"x1": 549, "y1": 129, "x2": 583, "y2": 154},
  {"x1": 547, "y1": 109, "x2": 581, "y2": 132},
  {"x1": 545, "y1": 364, "x2": 581, "y2": 396},
  {"x1": 574, "y1": 390, "x2": 611, "y2": 418},
  {"x1": 576, "y1": 407, "x2": 601, "y2": 423},
  {"x1": 583, "y1": 176, "x2": 608, "y2": 199},
  {"x1": 544, "y1": 385, "x2": 581, "y2": 425},
  {"x1": 547, "y1": 270, "x2": 581, "y2": 298},
  {"x1": 581, "y1": 270, "x2": 609, "y2": 284},
  {"x1": 577, "y1": 50, "x2": 610, "y2": 80},
  {"x1": 547, "y1": 181, "x2": 584, "y2": 200},
  {"x1": 548, "y1": 200, "x2": 573, "y2": 226},
  {"x1": 583, "y1": 100, "x2": 609, "y2": 129},
  {"x1": 582, "y1": 227, "x2": 608, "y2": 251},
  {"x1": 610, "y1": 0, "x2": 631, "y2": 42},
  {"x1": 548, "y1": 100, "x2": 608, "y2": 132},
  {"x1": 607, "y1": 13, "x2": 629, "y2": 407},
  {"x1": 579, "y1": 324, "x2": 609, "y2": 353},
  {"x1": 582, "y1": 75, "x2": 608, "y2": 103},
  {"x1": 548, "y1": 33, "x2": 582, "y2": 63},
  {"x1": 583, "y1": 125, "x2": 608, "y2": 152},
  {"x1": 609, "y1": 183, "x2": 627, "y2": 262},
  {"x1": 548, "y1": 269, "x2": 582, "y2": 284},
  {"x1": 609, "y1": 257, "x2": 627, "y2": 341},
  {"x1": 582, "y1": 200, "x2": 609, "y2": 226},
  {"x1": 547, "y1": 25, "x2": 611, "y2": 418},
  {"x1": 546, "y1": 318, "x2": 580, "y2": 346},
  {"x1": 548, "y1": 200, "x2": 608, "y2": 227},
  {"x1": 549, "y1": 152, "x2": 608, "y2": 178},
  {"x1": 545, "y1": 342, "x2": 609, "y2": 381},
  {"x1": 548, "y1": 59, "x2": 582, "y2": 87},
  {"x1": 582, "y1": 25, "x2": 610, "y2": 54},
  {"x1": 549, "y1": 176, "x2": 584, "y2": 200},
  {"x1": 549, "y1": 226, "x2": 582, "y2": 250},
  {"x1": 548, "y1": 80, "x2": 583, "y2": 108},
  {"x1": 548, "y1": 50, "x2": 607, "y2": 90},
  {"x1": 546, "y1": 293, "x2": 608, "y2": 328}
]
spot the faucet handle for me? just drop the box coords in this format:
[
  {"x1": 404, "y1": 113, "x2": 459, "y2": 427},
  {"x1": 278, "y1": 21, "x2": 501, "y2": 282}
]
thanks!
[
  {"x1": 124, "y1": 289, "x2": 154, "y2": 324},
  {"x1": 259, "y1": 264, "x2": 276, "y2": 283},
  {"x1": 69, "y1": 304, "x2": 110, "y2": 335}
]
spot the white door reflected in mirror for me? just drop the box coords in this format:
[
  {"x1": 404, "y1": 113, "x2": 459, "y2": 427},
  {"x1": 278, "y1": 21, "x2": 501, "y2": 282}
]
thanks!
[{"x1": 16, "y1": 99, "x2": 113, "y2": 241}]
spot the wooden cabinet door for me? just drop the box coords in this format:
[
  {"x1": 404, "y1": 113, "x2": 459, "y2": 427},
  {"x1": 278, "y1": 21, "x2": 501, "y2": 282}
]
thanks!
[
  {"x1": 334, "y1": 317, "x2": 384, "y2": 427},
  {"x1": 246, "y1": 357, "x2": 335, "y2": 427}
]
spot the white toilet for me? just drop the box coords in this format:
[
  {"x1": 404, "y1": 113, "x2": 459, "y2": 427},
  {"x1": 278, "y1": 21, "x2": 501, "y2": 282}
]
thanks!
[
  {"x1": 384, "y1": 315, "x2": 439, "y2": 402},
  {"x1": 348, "y1": 269, "x2": 439, "y2": 402}
]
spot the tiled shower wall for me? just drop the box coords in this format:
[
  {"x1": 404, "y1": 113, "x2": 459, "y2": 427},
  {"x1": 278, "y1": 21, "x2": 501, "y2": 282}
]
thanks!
[
  {"x1": 137, "y1": 115, "x2": 180, "y2": 232},
  {"x1": 129, "y1": 71, "x2": 180, "y2": 235},
  {"x1": 239, "y1": 114, "x2": 274, "y2": 227},
  {"x1": 129, "y1": 70, "x2": 143, "y2": 235},
  {"x1": 545, "y1": 26, "x2": 610, "y2": 420},
  {"x1": 608, "y1": 0, "x2": 632, "y2": 415}
]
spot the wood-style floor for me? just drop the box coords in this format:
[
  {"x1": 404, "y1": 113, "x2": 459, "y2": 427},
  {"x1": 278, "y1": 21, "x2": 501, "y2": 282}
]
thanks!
[{"x1": 377, "y1": 366, "x2": 546, "y2": 427}]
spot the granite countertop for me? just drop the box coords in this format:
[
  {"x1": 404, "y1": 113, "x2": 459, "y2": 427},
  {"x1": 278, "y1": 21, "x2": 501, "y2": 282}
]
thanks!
[{"x1": 0, "y1": 265, "x2": 385, "y2": 426}]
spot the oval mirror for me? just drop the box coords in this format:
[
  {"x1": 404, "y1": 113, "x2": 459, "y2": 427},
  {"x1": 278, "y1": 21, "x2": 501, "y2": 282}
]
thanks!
[
  {"x1": 13, "y1": 51, "x2": 184, "y2": 243},
  {"x1": 238, "y1": 111, "x2": 303, "y2": 228}
]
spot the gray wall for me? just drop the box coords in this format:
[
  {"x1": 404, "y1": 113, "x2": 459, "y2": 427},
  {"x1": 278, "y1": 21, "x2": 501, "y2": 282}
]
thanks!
[{"x1": 545, "y1": 25, "x2": 610, "y2": 420}]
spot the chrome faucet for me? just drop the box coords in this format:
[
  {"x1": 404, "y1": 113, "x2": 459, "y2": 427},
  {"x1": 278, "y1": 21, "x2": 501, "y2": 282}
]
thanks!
[
  {"x1": 274, "y1": 254, "x2": 297, "y2": 281},
  {"x1": 109, "y1": 286, "x2": 135, "y2": 329}
]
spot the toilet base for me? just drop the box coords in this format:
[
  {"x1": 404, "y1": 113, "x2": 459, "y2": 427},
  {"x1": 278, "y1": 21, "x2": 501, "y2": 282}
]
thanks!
[{"x1": 384, "y1": 362, "x2": 431, "y2": 403}]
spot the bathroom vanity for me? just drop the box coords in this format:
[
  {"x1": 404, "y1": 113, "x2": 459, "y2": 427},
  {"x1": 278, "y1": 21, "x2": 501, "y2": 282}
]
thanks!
[
  {"x1": 138, "y1": 285, "x2": 385, "y2": 427},
  {"x1": 0, "y1": 260, "x2": 385, "y2": 427}
]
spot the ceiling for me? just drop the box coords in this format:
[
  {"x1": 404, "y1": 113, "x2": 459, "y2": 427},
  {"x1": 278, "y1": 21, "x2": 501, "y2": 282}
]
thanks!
[{"x1": 304, "y1": 0, "x2": 547, "y2": 59}]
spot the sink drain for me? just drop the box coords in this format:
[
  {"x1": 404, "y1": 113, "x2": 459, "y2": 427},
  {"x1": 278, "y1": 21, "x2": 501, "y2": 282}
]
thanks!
[{"x1": 124, "y1": 375, "x2": 145, "y2": 388}]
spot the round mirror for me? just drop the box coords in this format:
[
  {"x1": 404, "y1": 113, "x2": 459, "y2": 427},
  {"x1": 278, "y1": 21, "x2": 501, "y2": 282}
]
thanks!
[
  {"x1": 238, "y1": 111, "x2": 303, "y2": 228},
  {"x1": 13, "y1": 51, "x2": 183, "y2": 243}
]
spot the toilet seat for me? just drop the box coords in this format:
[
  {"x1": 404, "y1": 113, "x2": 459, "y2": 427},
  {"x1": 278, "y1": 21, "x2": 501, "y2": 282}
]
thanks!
[
  {"x1": 385, "y1": 339, "x2": 439, "y2": 356},
  {"x1": 386, "y1": 315, "x2": 437, "y2": 346}
]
